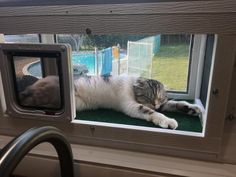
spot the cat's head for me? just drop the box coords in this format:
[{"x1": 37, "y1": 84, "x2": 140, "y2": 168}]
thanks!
[{"x1": 133, "y1": 77, "x2": 167, "y2": 110}]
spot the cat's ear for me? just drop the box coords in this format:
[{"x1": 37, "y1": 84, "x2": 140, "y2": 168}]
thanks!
[
  {"x1": 133, "y1": 78, "x2": 146, "y2": 89},
  {"x1": 133, "y1": 78, "x2": 148, "y2": 97},
  {"x1": 162, "y1": 84, "x2": 168, "y2": 91}
]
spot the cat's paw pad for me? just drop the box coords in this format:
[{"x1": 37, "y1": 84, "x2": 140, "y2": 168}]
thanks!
[
  {"x1": 177, "y1": 102, "x2": 203, "y2": 116},
  {"x1": 187, "y1": 104, "x2": 203, "y2": 116},
  {"x1": 153, "y1": 117, "x2": 178, "y2": 129},
  {"x1": 162, "y1": 118, "x2": 178, "y2": 129}
]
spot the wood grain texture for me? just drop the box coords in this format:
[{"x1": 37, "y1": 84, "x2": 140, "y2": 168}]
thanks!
[
  {"x1": 0, "y1": 1, "x2": 235, "y2": 34},
  {"x1": 220, "y1": 51, "x2": 236, "y2": 163},
  {"x1": 0, "y1": 14, "x2": 236, "y2": 35},
  {"x1": 0, "y1": 36, "x2": 235, "y2": 162},
  {"x1": 205, "y1": 36, "x2": 236, "y2": 138},
  {"x1": 0, "y1": 0, "x2": 225, "y2": 6},
  {"x1": 0, "y1": 0, "x2": 235, "y2": 16},
  {"x1": 0, "y1": 0, "x2": 236, "y2": 163},
  {"x1": 0, "y1": 136, "x2": 235, "y2": 177},
  {"x1": 0, "y1": 113, "x2": 220, "y2": 161}
]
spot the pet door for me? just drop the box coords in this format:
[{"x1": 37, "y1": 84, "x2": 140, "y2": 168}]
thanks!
[{"x1": 0, "y1": 43, "x2": 75, "y2": 121}]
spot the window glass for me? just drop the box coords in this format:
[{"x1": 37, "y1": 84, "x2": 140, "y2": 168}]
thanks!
[
  {"x1": 56, "y1": 34, "x2": 206, "y2": 133},
  {"x1": 57, "y1": 34, "x2": 191, "y2": 92},
  {"x1": 12, "y1": 54, "x2": 62, "y2": 110},
  {"x1": 2, "y1": 34, "x2": 211, "y2": 134},
  {"x1": 153, "y1": 35, "x2": 191, "y2": 92},
  {"x1": 4, "y1": 34, "x2": 40, "y2": 43},
  {"x1": 13, "y1": 56, "x2": 43, "y2": 78}
]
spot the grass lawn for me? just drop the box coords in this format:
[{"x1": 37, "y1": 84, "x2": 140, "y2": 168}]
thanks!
[{"x1": 151, "y1": 44, "x2": 190, "y2": 91}]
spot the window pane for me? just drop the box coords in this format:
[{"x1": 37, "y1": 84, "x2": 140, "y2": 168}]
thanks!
[
  {"x1": 57, "y1": 34, "x2": 191, "y2": 92},
  {"x1": 12, "y1": 56, "x2": 62, "y2": 110},
  {"x1": 4, "y1": 34, "x2": 40, "y2": 43},
  {"x1": 153, "y1": 35, "x2": 191, "y2": 92},
  {"x1": 13, "y1": 56, "x2": 42, "y2": 78}
]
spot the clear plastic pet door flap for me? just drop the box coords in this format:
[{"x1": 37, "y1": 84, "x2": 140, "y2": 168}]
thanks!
[{"x1": 0, "y1": 43, "x2": 75, "y2": 121}]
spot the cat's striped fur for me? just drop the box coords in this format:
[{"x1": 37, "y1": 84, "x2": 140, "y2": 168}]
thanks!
[
  {"x1": 74, "y1": 75, "x2": 202, "y2": 129},
  {"x1": 20, "y1": 75, "x2": 202, "y2": 129}
]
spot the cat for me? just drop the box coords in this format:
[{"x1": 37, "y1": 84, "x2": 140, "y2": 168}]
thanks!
[
  {"x1": 19, "y1": 75, "x2": 61, "y2": 109},
  {"x1": 19, "y1": 75, "x2": 202, "y2": 129}
]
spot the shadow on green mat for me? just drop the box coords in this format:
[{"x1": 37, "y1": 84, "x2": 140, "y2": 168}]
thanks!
[{"x1": 76, "y1": 108, "x2": 202, "y2": 133}]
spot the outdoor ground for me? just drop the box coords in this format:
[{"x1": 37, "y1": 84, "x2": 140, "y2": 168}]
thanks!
[{"x1": 151, "y1": 44, "x2": 189, "y2": 91}]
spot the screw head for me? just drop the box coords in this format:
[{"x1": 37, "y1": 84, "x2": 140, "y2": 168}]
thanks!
[
  {"x1": 86, "y1": 28, "x2": 92, "y2": 35},
  {"x1": 212, "y1": 88, "x2": 219, "y2": 96},
  {"x1": 227, "y1": 114, "x2": 235, "y2": 121},
  {"x1": 60, "y1": 46, "x2": 66, "y2": 52},
  {"x1": 90, "y1": 125, "x2": 95, "y2": 134}
]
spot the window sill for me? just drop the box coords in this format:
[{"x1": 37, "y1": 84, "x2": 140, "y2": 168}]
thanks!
[{"x1": 73, "y1": 98, "x2": 205, "y2": 137}]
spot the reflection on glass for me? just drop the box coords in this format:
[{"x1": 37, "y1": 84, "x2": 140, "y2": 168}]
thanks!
[
  {"x1": 57, "y1": 34, "x2": 190, "y2": 92},
  {"x1": 4, "y1": 34, "x2": 40, "y2": 43},
  {"x1": 13, "y1": 56, "x2": 61, "y2": 109},
  {"x1": 13, "y1": 56, "x2": 42, "y2": 78}
]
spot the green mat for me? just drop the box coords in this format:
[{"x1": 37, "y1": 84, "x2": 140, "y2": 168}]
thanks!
[{"x1": 75, "y1": 108, "x2": 202, "y2": 133}]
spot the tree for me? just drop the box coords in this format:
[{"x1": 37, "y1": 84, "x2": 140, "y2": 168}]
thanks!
[{"x1": 70, "y1": 34, "x2": 85, "y2": 52}]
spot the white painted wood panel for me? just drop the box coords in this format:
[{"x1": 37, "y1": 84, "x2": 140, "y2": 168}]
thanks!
[
  {"x1": 0, "y1": 1, "x2": 235, "y2": 17},
  {"x1": 0, "y1": 14, "x2": 236, "y2": 35}
]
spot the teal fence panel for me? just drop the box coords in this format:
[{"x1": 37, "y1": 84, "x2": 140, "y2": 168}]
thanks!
[{"x1": 137, "y1": 35, "x2": 161, "y2": 55}]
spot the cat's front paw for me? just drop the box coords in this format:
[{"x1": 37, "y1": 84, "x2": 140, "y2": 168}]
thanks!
[
  {"x1": 187, "y1": 104, "x2": 203, "y2": 116},
  {"x1": 152, "y1": 116, "x2": 178, "y2": 129},
  {"x1": 160, "y1": 118, "x2": 178, "y2": 129}
]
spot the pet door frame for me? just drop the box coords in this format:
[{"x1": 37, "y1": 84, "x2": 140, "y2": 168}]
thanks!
[{"x1": 0, "y1": 43, "x2": 75, "y2": 121}]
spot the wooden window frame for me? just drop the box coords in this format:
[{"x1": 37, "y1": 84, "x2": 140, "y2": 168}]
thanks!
[{"x1": 0, "y1": 0, "x2": 235, "y2": 161}]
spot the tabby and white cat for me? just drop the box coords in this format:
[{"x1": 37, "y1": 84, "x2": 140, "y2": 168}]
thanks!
[
  {"x1": 20, "y1": 75, "x2": 202, "y2": 129},
  {"x1": 74, "y1": 75, "x2": 202, "y2": 129}
]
